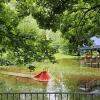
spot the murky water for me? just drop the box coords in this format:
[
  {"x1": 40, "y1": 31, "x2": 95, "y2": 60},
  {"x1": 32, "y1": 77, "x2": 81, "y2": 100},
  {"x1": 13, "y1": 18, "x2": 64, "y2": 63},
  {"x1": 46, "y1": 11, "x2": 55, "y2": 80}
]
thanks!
[{"x1": 0, "y1": 58, "x2": 100, "y2": 100}]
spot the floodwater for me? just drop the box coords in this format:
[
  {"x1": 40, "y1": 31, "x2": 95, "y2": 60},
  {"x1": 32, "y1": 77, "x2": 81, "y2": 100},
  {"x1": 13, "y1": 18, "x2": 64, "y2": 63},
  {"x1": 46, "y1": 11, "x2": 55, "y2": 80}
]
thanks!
[{"x1": 0, "y1": 58, "x2": 100, "y2": 100}]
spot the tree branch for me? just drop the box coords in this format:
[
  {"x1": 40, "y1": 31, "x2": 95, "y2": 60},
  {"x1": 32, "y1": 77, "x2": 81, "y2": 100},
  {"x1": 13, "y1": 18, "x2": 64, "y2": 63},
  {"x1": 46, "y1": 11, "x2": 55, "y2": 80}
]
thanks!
[{"x1": 85, "y1": 4, "x2": 100, "y2": 14}]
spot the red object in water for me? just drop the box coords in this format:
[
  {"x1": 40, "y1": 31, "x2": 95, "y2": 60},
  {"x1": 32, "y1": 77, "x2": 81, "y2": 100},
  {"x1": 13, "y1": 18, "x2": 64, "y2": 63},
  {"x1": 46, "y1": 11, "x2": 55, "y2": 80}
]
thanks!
[{"x1": 34, "y1": 71, "x2": 51, "y2": 82}]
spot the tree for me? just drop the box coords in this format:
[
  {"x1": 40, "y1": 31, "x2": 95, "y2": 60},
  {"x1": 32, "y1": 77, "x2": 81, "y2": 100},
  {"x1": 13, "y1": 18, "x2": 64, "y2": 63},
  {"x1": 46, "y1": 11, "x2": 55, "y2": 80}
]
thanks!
[
  {"x1": 1, "y1": 0, "x2": 100, "y2": 64},
  {"x1": 61, "y1": 4, "x2": 94, "y2": 53},
  {"x1": 0, "y1": 0, "x2": 56, "y2": 65},
  {"x1": 35, "y1": 0, "x2": 100, "y2": 53}
]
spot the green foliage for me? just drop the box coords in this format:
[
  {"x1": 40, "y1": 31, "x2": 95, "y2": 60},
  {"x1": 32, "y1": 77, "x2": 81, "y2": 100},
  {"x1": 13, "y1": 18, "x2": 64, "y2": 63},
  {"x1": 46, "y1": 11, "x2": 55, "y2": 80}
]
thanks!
[
  {"x1": 0, "y1": 0, "x2": 100, "y2": 64},
  {"x1": 61, "y1": 9, "x2": 94, "y2": 53},
  {"x1": 17, "y1": 15, "x2": 39, "y2": 34},
  {"x1": 0, "y1": 0, "x2": 57, "y2": 65},
  {"x1": 59, "y1": 0, "x2": 100, "y2": 53},
  {"x1": 35, "y1": 0, "x2": 100, "y2": 54}
]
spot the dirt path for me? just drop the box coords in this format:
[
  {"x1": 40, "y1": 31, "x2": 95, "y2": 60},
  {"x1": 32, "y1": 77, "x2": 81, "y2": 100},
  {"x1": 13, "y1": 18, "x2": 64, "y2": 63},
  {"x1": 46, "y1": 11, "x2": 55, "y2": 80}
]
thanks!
[{"x1": 1, "y1": 71, "x2": 34, "y2": 79}]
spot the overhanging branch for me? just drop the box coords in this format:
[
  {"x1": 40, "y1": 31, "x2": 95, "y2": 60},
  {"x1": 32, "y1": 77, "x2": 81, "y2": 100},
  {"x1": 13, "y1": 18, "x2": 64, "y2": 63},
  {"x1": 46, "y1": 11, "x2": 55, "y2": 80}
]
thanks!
[{"x1": 85, "y1": 4, "x2": 100, "y2": 14}]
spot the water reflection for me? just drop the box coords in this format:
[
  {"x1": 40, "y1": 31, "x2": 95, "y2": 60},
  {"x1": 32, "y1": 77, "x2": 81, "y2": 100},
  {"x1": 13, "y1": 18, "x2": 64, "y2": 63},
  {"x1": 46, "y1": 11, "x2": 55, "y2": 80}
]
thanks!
[
  {"x1": 0, "y1": 58, "x2": 90, "y2": 92},
  {"x1": 0, "y1": 58, "x2": 100, "y2": 100},
  {"x1": 0, "y1": 75, "x2": 99, "y2": 100},
  {"x1": 46, "y1": 72, "x2": 70, "y2": 100},
  {"x1": 0, "y1": 74, "x2": 47, "y2": 92},
  {"x1": 47, "y1": 79, "x2": 58, "y2": 100}
]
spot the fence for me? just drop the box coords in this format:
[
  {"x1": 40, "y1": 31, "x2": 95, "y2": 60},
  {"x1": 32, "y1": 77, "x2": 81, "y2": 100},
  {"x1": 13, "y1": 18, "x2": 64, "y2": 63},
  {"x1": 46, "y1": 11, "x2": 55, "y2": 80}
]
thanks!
[{"x1": 0, "y1": 92, "x2": 100, "y2": 100}]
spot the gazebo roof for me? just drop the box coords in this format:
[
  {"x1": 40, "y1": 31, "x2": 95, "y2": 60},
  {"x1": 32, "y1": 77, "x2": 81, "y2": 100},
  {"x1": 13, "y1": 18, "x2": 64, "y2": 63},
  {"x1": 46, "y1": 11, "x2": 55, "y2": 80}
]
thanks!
[
  {"x1": 80, "y1": 45, "x2": 100, "y2": 51},
  {"x1": 80, "y1": 36, "x2": 100, "y2": 51}
]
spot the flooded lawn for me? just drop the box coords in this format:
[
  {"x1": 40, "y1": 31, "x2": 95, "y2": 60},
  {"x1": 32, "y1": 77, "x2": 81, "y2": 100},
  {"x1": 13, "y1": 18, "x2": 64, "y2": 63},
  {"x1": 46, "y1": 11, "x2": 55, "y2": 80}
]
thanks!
[{"x1": 0, "y1": 58, "x2": 100, "y2": 100}]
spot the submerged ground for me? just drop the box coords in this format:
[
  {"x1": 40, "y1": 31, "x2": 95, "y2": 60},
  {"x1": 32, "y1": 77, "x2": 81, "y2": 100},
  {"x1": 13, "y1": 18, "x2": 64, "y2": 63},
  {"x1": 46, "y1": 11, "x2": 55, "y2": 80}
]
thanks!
[
  {"x1": 0, "y1": 53, "x2": 100, "y2": 99},
  {"x1": 0, "y1": 53, "x2": 100, "y2": 90}
]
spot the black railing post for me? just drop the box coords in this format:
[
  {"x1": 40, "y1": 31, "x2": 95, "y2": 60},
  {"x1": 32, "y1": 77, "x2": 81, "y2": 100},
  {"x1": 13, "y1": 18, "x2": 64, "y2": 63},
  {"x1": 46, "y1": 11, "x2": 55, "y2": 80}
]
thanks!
[
  {"x1": 91, "y1": 94, "x2": 94, "y2": 100},
  {"x1": 48, "y1": 93, "x2": 50, "y2": 100},
  {"x1": 18, "y1": 93, "x2": 20, "y2": 100},
  {"x1": 78, "y1": 93, "x2": 80, "y2": 100},
  {"x1": 0, "y1": 93, "x2": 2, "y2": 100},
  {"x1": 55, "y1": 93, "x2": 56, "y2": 100},
  {"x1": 61, "y1": 93, "x2": 62, "y2": 100},
  {"x1": 12, "y1": 93, "x2": 14, "y2": 100},
  {"x1": 25, "y1": 93, "x2": 26, "y2": 100},
  {"x1": 37, "y1": 93, "x2": 38, "y2": 100},
  {"x1": 30, "y1": 93, "x2": 32, "y2": 100},
  {"x1": 73, "y1": 93, "x2": 74, "y2": 100},
  {"x1": 7, "y1": 93, "x2": 8, "y2": 100},
  {"x1": 66, "y1": 93, "x2": 68, "y2": 100},
  {"x1": 42, "y1": 93, "x2": 44, "y2": 100}
]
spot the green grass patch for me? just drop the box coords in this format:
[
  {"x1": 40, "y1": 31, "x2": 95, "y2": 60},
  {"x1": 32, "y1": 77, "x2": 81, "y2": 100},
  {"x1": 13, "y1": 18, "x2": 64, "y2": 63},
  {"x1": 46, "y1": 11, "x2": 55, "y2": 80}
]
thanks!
[{"x1": 54, "y1": 53, "x2": 78, "y2": 59}]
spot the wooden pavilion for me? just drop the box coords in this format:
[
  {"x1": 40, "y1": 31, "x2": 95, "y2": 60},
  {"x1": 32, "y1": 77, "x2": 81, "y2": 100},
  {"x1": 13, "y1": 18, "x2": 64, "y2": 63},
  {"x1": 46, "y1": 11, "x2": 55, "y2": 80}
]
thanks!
[{"x1": 80, "y1": 45, "x2": 100, "y2": 68}]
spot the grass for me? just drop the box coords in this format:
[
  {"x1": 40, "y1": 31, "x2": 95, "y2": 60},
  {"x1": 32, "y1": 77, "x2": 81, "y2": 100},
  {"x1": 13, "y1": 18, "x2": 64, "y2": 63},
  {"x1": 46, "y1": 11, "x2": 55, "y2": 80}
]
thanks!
[
  {"x1": 0, "y1": 53, "x2": 100, "y2": 81},
  {"x1": 35, "y1": 60, "x2": 100, "y2": 81},
  {"x1": 0, "y1": 66, "x2": 28, "y2": 73},
  {"x1": 54, "y1": 53, "x2": 78, "y2": 59}
]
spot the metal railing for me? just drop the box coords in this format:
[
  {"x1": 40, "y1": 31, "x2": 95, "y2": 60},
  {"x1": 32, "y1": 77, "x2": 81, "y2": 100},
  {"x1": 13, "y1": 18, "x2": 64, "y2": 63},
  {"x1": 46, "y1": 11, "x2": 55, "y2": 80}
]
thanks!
[{"x1": 0, "y1": 92, "x2": 100, "y2": 100}]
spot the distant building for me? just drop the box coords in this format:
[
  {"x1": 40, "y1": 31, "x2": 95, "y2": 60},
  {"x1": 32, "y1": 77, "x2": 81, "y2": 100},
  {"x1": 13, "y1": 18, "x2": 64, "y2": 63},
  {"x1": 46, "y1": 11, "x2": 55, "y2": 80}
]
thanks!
[{"x1": 80, "y1": 36, "x2": 100, "y2": 68}]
